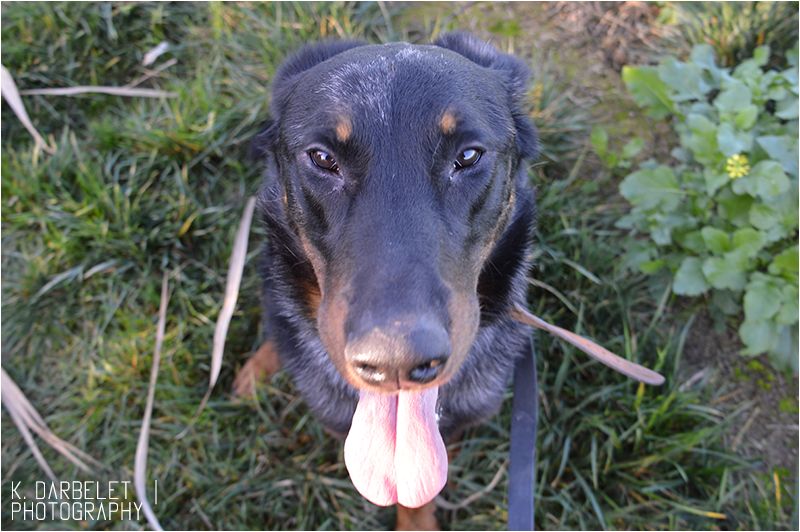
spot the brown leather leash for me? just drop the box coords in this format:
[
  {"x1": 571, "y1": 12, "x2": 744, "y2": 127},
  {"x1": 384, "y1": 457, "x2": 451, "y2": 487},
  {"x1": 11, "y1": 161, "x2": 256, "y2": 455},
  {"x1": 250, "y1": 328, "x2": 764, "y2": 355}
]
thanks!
[{"x1": 508, "y1": 303, "x2": 666, "y2": 530}]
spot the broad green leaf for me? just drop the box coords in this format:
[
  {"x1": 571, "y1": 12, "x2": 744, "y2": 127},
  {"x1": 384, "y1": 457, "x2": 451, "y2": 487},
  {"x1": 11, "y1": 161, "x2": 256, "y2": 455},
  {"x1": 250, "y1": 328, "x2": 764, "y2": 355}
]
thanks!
[
  {"x1": 615, "y1": 211, "x2": 647, "y2": 229},
  {"x1": 713, "y1": 81, "x2": 753, "y2": 113},
  {"x1": 731, "y1": 160, "x2": 790, "y2": 198},
  {"x1": 689, "y1": 43, "x2": 717, "y2": 70},
  {"x1": 775, "y1": 247, "x2": 799, "y2": 272},
  {"x1": 763, "y1": 224, "x2": 789, "y2": 244},
  {"x1": 679, "y1": 169, "x2": 705, "y2": 191},
  {"x1": 775, "y1": 182, "x2": 800, "y2": 231},
  {"x1": 716, "y1": 123, "x2": 753, "y2": 157},
  {"x1": 769, "y1": 325, "x2": 799, "y2": 372},
  {"x1": 717, "y1": 190, "x2": 755, "y2": 226},
  {"x1": 749, "y1": 203, "x2": 781, "y2": 231},
  {"x1": 658, "y1": 57, "x2": 710, "y2": 101},
  {"x1": 743, "y1": 275, "x2": 783, "y2": 321},
  {"x1": 671, "y1": 146, "x2": 691, "y2": 164},
  {"x1": 752, "y1": 45, "x2": 770, "y2": 67},
  {"x1": 733, "y1": 57, "x2": 765, "y2": 87},
  {"x1": 622, "y1": 66, "x2": 676, "y2": 119},
  {"x1": 685, "y1": 100, "x2": 715, "y2": 117},
  {"x1": 722, "y1": 231, "x2": 763, "y2": 270},
  {"x1": 621, "y1": 137, "x2": 644, "y2": 159},
  {"x1": 683, "y1": 114, "x2": 719, "y2": 163},
  {"x1": 731, "y1": 228, "x2": 766, "y2": 259},
  {"x1": 650, "y1": 224, "x2": 672, "y2": 245},
  {"x1": 768, "y1": 246, "x2": 800, "y2": 276},
  {"x1": 739, "y1": 318, "x2": 779, "y2": 355},
  {"x1": 723, "y1": 249, "x2": 754, "y2": 271},
  {"x1": 647, "y1": 212, "x2": 696, "y2": 247},
  {"x1": 703, "y1": 167, "x2": 729, "y2": 196},
  {"x1": 750, "y1": 160, "x2": 790, "y2": 196},
  {"x1": 787, "y1": 46, "x2": 799, "y2": 69},
  {"x1": 765, "y1": 224, "x2": 789, "y2": 244},
  {"x1": 639, "y1": 260, "x2": 667, "y2": 274},
  {"x1": 701, "y1": 226, "x2": 731, "y2": 254},
  {"x1": 734, "y1": 105, "x2": 758, "y2": 129},
  {"x1": 677, "y1": 230, "x2": 706, "y2": 253},
  {"x1": 689, "y1": 44, "x2": 724, "y2": 86},
  {"x1": 776, "y1": 285, "x2": 799, "y2": 325},
  {"x1": 673, "y1": 257, "x2": 710, "y2": 296},
  {"x1": 619, "y1": 165, "x2": 682, "y2": 211},
  {"x1": 756, "y1": 135, "x2": 799, "y2": 178},
  {"x1": 702, "y1": 256, "x2": 748, "y2": 290},
  {"x1": 686, "y1": 113, "x2": 717, "y2": 139},
  {"x1": 765, "y1": 77, "x2": 788, "y2": 102},
  {"x1": 782, "y1": 65, "x2": 799, "y2": 95},
  {"x1": 775, "y1": 96, "x2": 799, "y2": 120},
  {"x1": 652, "y1": 212, "x2": 697, "y2": 230},
  {"x1": 621, "y1": 241, "x2": 655, "y2": 272},
  {"x1": 712, "y1": 288, "x2": 741, "y2": 315}
]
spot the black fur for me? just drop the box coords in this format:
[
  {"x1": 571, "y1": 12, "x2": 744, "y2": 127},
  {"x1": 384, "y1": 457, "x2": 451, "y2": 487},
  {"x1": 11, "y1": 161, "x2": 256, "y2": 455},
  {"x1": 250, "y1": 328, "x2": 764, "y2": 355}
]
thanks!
[{"x1": 252, "y1": 33, "x2": 537, "y2": 440}]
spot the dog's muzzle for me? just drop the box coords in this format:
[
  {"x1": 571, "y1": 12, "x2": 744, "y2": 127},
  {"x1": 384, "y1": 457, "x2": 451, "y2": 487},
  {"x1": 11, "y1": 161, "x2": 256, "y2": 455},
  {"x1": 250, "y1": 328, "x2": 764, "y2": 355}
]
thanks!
[{"x1": 344, "y1": 316, "x2": 451, "y2": 391}]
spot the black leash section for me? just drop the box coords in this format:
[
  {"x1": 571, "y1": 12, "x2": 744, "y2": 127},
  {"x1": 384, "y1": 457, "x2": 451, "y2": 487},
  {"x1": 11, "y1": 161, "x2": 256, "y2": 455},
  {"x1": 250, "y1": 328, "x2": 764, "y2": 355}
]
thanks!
[{"x1": 508, "y1": 337, "x2": 538, "y2": 531}]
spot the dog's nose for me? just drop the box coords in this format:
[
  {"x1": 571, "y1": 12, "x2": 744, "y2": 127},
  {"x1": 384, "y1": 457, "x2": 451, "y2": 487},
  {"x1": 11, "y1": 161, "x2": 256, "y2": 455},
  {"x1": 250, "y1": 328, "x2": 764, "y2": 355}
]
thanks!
[{"x1": 344, "y1": 318, "x2": 451, "y2": 391}]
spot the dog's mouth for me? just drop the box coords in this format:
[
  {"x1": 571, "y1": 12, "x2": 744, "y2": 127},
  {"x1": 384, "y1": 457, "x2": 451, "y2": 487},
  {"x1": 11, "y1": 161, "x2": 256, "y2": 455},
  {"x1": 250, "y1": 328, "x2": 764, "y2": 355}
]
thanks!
[
  {"x1": 317, "y1": 287, "x2": 479, "y2": 508},
  {"x1": 343, "y1": 387, "x2": 447, "y2": 508}
]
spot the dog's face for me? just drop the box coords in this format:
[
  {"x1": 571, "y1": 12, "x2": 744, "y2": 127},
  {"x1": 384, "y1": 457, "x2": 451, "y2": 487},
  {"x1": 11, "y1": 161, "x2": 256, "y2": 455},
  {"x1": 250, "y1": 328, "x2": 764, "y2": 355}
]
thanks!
[
  {"x1": 254, "y1": 34, "x2": 537, "y2": 396},
  {"x1": 253, "y1": 33, "x2": 538, "y2": 508}
]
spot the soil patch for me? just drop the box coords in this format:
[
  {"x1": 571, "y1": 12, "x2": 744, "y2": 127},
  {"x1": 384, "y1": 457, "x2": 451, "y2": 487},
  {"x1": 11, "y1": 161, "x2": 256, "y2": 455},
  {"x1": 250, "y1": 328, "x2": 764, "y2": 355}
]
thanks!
[{"x1": 682, "y1": 313, "x2": 799, "y2": 491}]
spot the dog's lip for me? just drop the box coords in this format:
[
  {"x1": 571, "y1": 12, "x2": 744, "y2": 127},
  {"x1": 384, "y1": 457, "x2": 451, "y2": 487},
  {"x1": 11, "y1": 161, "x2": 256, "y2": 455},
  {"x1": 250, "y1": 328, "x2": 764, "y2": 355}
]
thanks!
[{"x1": 348, "y1": 378, "x2": 445, "y2": 395}]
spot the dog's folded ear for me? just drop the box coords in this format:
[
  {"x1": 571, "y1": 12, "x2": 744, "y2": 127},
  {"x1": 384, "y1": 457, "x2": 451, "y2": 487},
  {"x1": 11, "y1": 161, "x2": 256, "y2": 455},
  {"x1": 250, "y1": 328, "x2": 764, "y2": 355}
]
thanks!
[
  {"x1": 250, "y1": 40, "x2": 369, "y2": 160},
  {"x1": 249, "y1": 120, "x2": 276, "y2": 161},
  {"x1": 274, "y1": 40, "x2": 369, "y2": 86},
  {"x1": 433, "y1": 33, "x2": 539, "y2": 161}
]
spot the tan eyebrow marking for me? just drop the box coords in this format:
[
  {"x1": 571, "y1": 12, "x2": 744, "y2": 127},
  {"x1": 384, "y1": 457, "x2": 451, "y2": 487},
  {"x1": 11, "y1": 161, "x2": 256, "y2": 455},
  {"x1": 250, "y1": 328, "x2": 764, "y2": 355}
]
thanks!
[
  {"x1": 440, "y1": 110, "x2": 457, "y2": 135},
  {"x1": 335, "y1": 117, "x2": 352, "y2": 143}
]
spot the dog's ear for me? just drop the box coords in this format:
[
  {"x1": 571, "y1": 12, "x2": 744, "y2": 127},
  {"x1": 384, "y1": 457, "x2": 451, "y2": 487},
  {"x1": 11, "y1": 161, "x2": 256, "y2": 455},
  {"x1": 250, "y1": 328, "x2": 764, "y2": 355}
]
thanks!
[
  {"x1": 251, "y1": 41, "x2": 369, "y2": 161},
  {"x1": 271, "y1": 40, "x2": 368, "y2": 121},
  {"x1": 433, "y1": 33, "x2": 538, "y2": 160},
  {"x1": 249, "y1": 120, "x2": 277, "y2": 161}
]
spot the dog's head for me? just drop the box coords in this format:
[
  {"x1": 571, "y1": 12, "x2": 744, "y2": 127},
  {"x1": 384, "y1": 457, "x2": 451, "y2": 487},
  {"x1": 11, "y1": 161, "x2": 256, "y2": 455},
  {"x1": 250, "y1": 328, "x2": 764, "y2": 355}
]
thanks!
[
  {"x1": 253, "y1": 33, "x2": 537, "y2": 395},
  {"x1": 253, "y1": 33, "x2": 537, "y2": 507}
]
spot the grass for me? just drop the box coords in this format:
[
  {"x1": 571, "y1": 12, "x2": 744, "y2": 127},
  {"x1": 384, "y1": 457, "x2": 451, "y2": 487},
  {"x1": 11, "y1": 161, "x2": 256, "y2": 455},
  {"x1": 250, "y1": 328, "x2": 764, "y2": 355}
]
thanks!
[{"x1": 1, "y1": 2, "x2": 795, "y2": 531}]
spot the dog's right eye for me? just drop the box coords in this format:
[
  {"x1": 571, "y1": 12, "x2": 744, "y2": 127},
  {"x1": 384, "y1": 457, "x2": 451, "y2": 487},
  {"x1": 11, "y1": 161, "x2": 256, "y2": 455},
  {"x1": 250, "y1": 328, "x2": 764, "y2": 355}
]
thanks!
[{"x1": 310, "y1": 150, "x2": 339, "y2": 172}]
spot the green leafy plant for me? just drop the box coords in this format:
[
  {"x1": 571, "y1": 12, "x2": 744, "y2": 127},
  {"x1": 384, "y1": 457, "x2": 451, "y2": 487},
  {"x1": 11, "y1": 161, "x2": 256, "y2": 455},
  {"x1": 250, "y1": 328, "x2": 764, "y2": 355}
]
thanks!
[
  {"x1": 590, "y1": 125, "x2": 644, "y2": 173},
  {"x1": 618, "y1": 43, "x2": 799, "y2": 371}
]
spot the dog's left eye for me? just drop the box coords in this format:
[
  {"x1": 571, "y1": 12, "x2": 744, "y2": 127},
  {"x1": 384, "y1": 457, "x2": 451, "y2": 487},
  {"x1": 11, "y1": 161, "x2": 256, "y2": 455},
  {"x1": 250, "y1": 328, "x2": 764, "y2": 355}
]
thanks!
[
  {"x1": 310, "y1": 150, "x2": 339, "y2": 172},
  {"x1": 453, "y1": 149, "x2": 482, "y2": 169}
]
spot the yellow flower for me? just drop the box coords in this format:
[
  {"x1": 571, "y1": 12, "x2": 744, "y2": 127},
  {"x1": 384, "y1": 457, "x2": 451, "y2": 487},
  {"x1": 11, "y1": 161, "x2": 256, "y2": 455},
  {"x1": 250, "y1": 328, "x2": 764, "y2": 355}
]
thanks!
[{"x1": 726, "y1": 154, "x2": 750, "y2": 179}]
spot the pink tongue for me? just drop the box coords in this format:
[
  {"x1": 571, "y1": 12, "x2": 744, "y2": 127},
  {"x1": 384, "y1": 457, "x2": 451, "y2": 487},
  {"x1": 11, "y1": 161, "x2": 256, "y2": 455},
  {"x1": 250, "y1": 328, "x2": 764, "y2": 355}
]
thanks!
[{"x1": 344, "y1": 387, "x2": 447, "y2": 508}]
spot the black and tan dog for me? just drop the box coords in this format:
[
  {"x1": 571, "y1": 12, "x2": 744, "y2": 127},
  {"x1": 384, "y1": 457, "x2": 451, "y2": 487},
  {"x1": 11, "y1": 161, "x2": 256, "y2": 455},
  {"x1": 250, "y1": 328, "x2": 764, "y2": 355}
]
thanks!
[{"x1": 234, "y1": 33, "x2": 538, "y2": 529}]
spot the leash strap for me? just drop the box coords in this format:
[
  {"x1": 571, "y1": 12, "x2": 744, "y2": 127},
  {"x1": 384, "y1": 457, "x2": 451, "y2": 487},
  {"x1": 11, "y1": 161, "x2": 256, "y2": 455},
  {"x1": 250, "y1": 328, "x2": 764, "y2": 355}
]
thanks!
[
  {"x1": 505, "y1": 303, "x2": 665, "y2": 529},
  {"x1": 508, "y1": 336, "x2": 538, "y2": 531}
]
